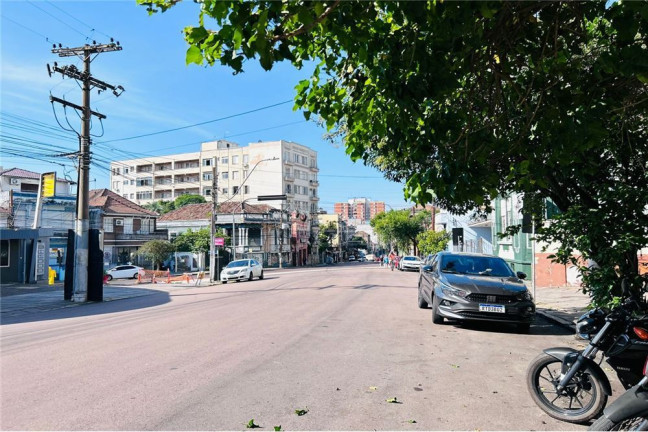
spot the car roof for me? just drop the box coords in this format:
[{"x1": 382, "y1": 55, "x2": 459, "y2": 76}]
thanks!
[{"x1": 437, "y1": 251, "x2": 501, "y2": 258}]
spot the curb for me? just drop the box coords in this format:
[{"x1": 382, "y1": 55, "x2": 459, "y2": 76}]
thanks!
[{"x1": 536, "y1": 308, "x2": 577, "y2": 332}]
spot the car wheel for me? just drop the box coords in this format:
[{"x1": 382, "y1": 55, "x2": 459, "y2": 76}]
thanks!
[
  {"x1": 417, "y1": 284, "x2": 428, "y2": 309},
  {"x1": 132, "y1": 272, "x2": 139, "y2": 279},
  {"x1": 431, "y1": 295, "x2": 444, "y2": 324},
  {"x1": 107, "y1": 275, "x2": 113, "y2": 281},
  {"x1": 248, "y1": 272, "x2": 253, "y2": 281},
  {"x1": 222, "y1": 280, "x2": 227, "y2": 284},
  {"x1": 259, "y1": 271, "x2": 264, "y2": 280}
]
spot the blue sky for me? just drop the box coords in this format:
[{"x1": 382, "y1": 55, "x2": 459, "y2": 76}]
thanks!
[{"x1": 1, "y1": 1, "x2": 412, "y2": 212}]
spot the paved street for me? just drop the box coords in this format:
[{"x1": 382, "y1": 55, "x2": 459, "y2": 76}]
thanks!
[{"x1": 1, "y1": 263, "x2": 602, "y2": 430}]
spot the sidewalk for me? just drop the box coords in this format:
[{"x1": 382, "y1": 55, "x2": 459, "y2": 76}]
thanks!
[
  {"x1": 1, "y1": 279, "x2": 591, "y2": 331},
  {"x1": 533, "y1": 284, "x2": 590, "y2": 331}
]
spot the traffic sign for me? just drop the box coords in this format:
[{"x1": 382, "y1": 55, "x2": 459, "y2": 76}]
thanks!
[{"x1": 214, "y1": 237, "x2": 225, "y2": 246}]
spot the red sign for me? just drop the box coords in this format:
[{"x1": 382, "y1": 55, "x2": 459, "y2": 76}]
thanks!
[{"x1": 214, "y1": 237, "x2": 225, "y2": 246}]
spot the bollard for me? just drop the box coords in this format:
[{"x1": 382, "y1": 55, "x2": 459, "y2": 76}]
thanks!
[
  {"x1": 137, "y1": 272, "x2": 141, "y2": 284},
  {"x1": 167, "y1": 269, "x2": 171, "y2": 284}
]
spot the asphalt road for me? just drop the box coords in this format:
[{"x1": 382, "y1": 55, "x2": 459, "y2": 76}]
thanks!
[{"x1": 1, "y1": 263, "x2": 598, "y2": 430}]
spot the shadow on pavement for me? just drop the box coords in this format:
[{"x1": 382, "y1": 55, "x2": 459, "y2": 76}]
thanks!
[
  {"x1": 444, "y1": 315, "x2": 573, "y2": 336},
  {"x1": 1, "y1": 289, "x2": 171, "y2": 326}
]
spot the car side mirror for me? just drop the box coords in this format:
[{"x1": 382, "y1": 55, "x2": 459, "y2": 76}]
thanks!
[
  {"x1": 516, "y1": 271, "x2": 527, "y2": 280},
  {"x1": 422, "y1": 265, "x2": 433, "y2": 273}
]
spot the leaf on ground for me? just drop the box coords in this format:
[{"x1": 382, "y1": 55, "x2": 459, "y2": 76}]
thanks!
[
  {"x1": 407, "y1": 419, "x2": 417, "y2": 423},
  {"x1": 274, "y1": 426, "x2": 281, "y2": 431},
  {"x1": 295, "y1": 408, "x2": 309, "y2": 416},
  {"x1": 450, "y1": 364, "x2": 460, "y2": 368},
  {"x1": 386, "y1": 397, "x2": 400, "y2": 403},
  {"x1": 369, "y1": 386, "x2": 378, "y2": 391},
  {"x1": 246, "y1": 419, "x2": 260, "y2": 429}
]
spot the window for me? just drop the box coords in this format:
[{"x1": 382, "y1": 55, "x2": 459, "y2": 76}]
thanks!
[
  {"x1": 123, "y1": 194, "x2": 128, "y2": 198},
  {"x1": 221, "y1": 157, "x2": 229, "y2": 164},
  {"x1": 203, "y1": 173, "x2": 212, "y2": 181},
  {"x1": 232, "y1": 171, "x2": 239, "y2": 180},
  {"x1": 136, "y1": 192, "x2": 152, "y2": 200},
  {"x1": 112, "y1": 181, "x2": 120, "y2": 190},
  {"x1": 104, "y1": 217, "x2": 114, "y2": 232},
  {"x1": 244, "y1": 185, "x2": 250, "y2": 194},
  {"x1": 1, "y1": 240, "x2": 9, "y2": 267},
  {"x1": 124, "y1": 168, "x2": 129, "y2": 174},
  {"x1": 222, "y1": 187, "x2": 228, "y2": 195},
  {"x1": 243, "y1": 169, "x2": 248, "y2": 178},
  {"x1": 136, "y1": 178, "x2": 152, "y2": 187},
  {"x1": 123, "y1": 180, "x2": 128, "y2": 185},
  {"x1": 233, "y1": 186, "x2": 239, "y2": 194},
  {"x1": 203, "y1": 188, "x2": 212, "y2": 196},
  {"x1": 130, "y1": 180, "x2": 135, "y2": 185},
  {"x1": 130, "y1": 194, "x2": 134, "y2": 199},
  {"x1": 232, "y1": 155, "x2": 239, "y2": 164},
  {"x1": 294, "y1": 154, "x2": 300, "y2": 163},
  {"x1": 302, "y1": 156, "x2": 307, "y2": 165},
  {"x1": 112, "y1": 167, "x2": 121, "y2": 175},
  {"x1": 222, "y1": 172, "x2": 229, "y2": 180},
  {"x1": 243, "y1": 154, "x2": 249, "y2": 165},
  {"x1": 202, "y1": 158, "x2": 212, "y2": 166},
  {"x1": 286, "y1": 184, "x2": 292, "y2": 193},
  {"x1": 284, "y1": 151, "x2": 290, "y2": 162}
]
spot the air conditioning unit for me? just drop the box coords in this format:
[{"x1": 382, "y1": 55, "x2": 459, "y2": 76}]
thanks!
[
  {"x1": 115, "y1": 219, "x2": 124, "y2": 226},
  {"x1": 10, "y1": 178, "x2": 19, "y2": 185}
]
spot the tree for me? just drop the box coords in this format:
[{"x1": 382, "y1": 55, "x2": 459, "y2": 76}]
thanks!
[
  {"x1": 143, "y1": 200, "x2": 175, "y2": 215},
  {"x1": 140, "y1": 1, "x2": 648, "y2": 305},
  {"x1": 417, "y1": 230, "x2": 450, "y2": 257},
  {"x1": 371, "y1": 209, "x2": 429, "y2": 255},
  {"x1": 173, "y1": 228, "x2": 227, "y2": 254},
  {"x1": 318, "y1": 221, "x2": 337, "y2": 254},
  {"x1": 174, "y1": 194, "x2": 206, "y2": 208},
  {"x1": 137, "y1": 240, "x2": 175, "y2": 270}
]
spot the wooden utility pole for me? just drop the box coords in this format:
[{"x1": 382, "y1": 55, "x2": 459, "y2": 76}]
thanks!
[{"x1": 49, "y1": 42, "x2": 123, "y2": 302}]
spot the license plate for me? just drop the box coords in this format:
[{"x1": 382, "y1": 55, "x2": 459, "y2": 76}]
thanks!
[{"x1": 479, "y1": 304, "x2": 505, "y2": 313}]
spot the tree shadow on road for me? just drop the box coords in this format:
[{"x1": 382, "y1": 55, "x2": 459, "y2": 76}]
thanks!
[{"x1": 1, "y1": 289, "x2": 171, "y2": 326}]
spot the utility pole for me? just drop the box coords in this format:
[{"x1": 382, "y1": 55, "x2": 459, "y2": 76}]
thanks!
[
  {"x1": 49, "y1": 41, "x2": 123, "y2": 302},
  {"x1": 209, "y1": 161, "x2": 218, "y2": 282}
]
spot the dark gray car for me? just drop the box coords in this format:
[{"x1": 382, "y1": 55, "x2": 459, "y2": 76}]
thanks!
[{"x1": 418, "y1": 252, "x2": 535, "y2": 332}]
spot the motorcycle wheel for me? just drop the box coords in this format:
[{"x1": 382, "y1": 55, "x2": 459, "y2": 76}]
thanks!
[
  {"x1": 527, "y1": 353, "x2": 607, "y2": 424},
  {"x1": 588, "y1": 416, "x2": 648, "y2": 431}
]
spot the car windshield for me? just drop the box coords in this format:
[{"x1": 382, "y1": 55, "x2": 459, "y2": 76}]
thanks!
[
  {"x1": 226, "y1": 260, "x2": 249, "y2": 268},
  {"x1": 403, "y1": 257, "x2": 417, "y2": 261},
  {"x1": 440, "y1": 255, "x2": 515, "y2": 277}
]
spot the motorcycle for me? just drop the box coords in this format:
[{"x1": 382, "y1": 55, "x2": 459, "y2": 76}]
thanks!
[
  {"x1": 589, "y1": 356, "x2": 648, "y2": 431},
  {"x1": 527, "y1": 283, "x2": 648, "y2": 423}
]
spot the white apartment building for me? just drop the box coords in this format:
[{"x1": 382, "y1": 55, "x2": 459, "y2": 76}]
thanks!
[{"x1": 109, "y1": 140, "x2": 320, "y2": 215}]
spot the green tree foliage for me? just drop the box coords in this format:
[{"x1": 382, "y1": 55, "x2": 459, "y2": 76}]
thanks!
[
  {"x1": 143, "y1": 200, "x2": 175, "y2": 215},
  {"x1": 318, "y1": 221, "x2": 337, "y2": 253},
  {"x1": 417, "y1": 230, "x2": 450, "y2": 257},
  {"x1": 173, "y1": 228, "x2": 226, "y2": 254},
  {"x1": 137, "y1": 240, "x2": 175, "y2": 270},
  {"x1": 140, "y1": 0, "x2": 648, "y2": 304},
  {"x1": 174, "y1": 194, "x2": 206, "y2": 208},
  {"x1": 371, "y1": 210, "x2": 429, "y2": 254}
]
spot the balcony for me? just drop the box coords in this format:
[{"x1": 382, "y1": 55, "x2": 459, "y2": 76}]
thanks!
[
  {"x1": 284, "y1": 173, "x2": 294, "y2": 181},
  {"x1": 114, "y1": 232, "x2": 167, "y2": 241},
  {"x1": 467, "y1": 213, "x2": 493, "y2": 228},
  {"x1": 309, "y1": 179, "x2": 319, "y2": 186},
  {"x1": 310, "y1": 195, "x2": 319, "y2": 201},
  {"x1": 309, "y1": 164, "x2": 319, "y2": 172},
  {"x1": 136, "y1": 164, "x2": 153, "y2": 173},
  {"x1": 155, "y1": 163, "x2": 172, "y2": 172}
]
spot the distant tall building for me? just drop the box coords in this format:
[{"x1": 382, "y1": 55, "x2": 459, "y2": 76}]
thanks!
[{"x1": 334, "y1": 198, "x2": 385, "y2": 223}]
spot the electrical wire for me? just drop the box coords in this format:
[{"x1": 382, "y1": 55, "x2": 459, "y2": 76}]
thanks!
[
  {"x1": 26, "y1": 0, "x2": 92, "y2": 41},
  {"x1": 97, "y1": 99, "x2": 294, "y2": 144},
  {"x1": 44, "y1": 0, "x2": 113, "y2": 41}
]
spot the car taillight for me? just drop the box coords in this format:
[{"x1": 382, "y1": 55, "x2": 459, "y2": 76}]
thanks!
[{"x1": 633, "y1": 327, "x2": 648, "y2": 341}]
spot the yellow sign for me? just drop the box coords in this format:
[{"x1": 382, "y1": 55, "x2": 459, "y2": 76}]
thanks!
[{"x1": 41, "y1": 172, "x2": 56, "y2": 198}]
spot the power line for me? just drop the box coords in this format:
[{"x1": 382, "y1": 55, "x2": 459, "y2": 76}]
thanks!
[
  {"x1": 97, "y1": 99, "x2": 294, "y2": 144},
  {"x1": 26, "y1": 0, "x2": 92, "y2": 41},
  {"x1": 1, "y1": 14, "x2": 54, "y2": 44},
  {"x1": 44, "y1": 1, "x2": 113, "y2": 40}
]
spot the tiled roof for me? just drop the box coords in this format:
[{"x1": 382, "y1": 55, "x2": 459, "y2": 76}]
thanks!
[
  {"x1": 0, "y1": 167, "x2": 70, "y2": 182},
  {"x1": 159, "y1": 202, "x2": 275, "y2": 222},
  {"x1": 89, "y1": 189, "x2": 158, "y2": 216}
]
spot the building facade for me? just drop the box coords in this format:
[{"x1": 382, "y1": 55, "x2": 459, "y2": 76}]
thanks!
[
  {"x1": 333, "y1": 198, "x2": 385, "y2": 224},
  {"x1": 109, "y1": 139, "x2": 319, "y2": 216}
]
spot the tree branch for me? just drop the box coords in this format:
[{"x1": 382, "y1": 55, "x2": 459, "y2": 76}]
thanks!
[{"x1": 271, "y1": 1, "x2": 341, "y2": 42}]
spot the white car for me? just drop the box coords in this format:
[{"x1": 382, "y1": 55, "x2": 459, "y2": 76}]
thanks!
[
  {"x1": 399, "y1": 255, "x2": 422, "y2": 271},
  {"x1": 105, "y1": 265, "x2": 143, "y2": 281},
  {"x1": 220, "y1": 259, "x2": 264, "y2": 283}
]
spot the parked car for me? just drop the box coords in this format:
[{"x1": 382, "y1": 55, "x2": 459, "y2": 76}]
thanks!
[
  {"x1": 399, "y1": 255, "x2": 422, "y2": 271},
  {"x1": 357, "y1": 255, "x2": 367, "y2": 262},
  {"x1": 220, "y1": 259, "x2": 264, "y2": 283},
  {"x1": 105, "y1": 265, "x2": 143, "y2": 281},
  {"x1": 417, "y1": 252, "x2": 535, "y2": 332},
  {"x1": 348, "y1": 255, "x2": 356, "y2": 261},
  {"x1": 365, "y1": 254, "x2": 375, "y2": 261}
]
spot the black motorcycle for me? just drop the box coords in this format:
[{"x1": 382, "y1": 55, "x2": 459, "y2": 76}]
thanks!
[
  {"x1": 589, "y1": 356, "x2": 648, "y2": 431},
  {"x1": 527, "y1": 291, "x2": 648, "y2": 423}
]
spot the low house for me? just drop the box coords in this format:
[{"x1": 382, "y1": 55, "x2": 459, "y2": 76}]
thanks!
[
  {"x1": 88, "y1": 189, "x2": 166, "y2": 266},
  {"x1": 158, "y1": 202, "x2": 290, "y2": 267}
]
